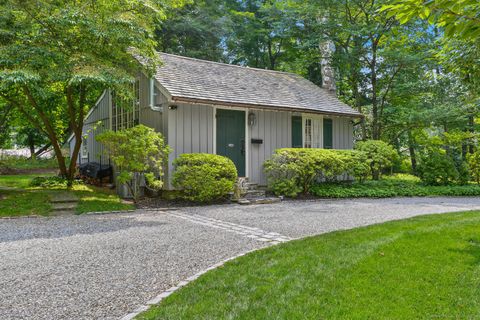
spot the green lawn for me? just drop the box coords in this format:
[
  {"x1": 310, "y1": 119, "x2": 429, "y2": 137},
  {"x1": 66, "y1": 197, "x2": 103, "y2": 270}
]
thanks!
[
  {"x1": 0, "y1": 174, "x2": 133, "y2": 217},
  {"x1": 311, "y1": 173, "x2": 480, "y2": 198},
  {"x1": 0, "y1": 156, "x2": 59, "y2": 170},
  {"x1": 140, "y1": 211, "x2": 480, "y2": 319}
]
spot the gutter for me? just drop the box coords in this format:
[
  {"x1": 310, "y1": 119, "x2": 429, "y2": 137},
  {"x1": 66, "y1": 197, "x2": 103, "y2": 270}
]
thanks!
[{"x1": 170, "y1": 96, "x2": 364, "y2": 119}]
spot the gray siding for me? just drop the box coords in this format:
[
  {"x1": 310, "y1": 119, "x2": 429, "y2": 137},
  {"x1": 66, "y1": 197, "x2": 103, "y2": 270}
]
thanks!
[
  {"x1": 70, "y1": 75, "x2": 354, "y2": 192},
  {"x1": 70, "y1": 90, "x2": 111, "y2": 165},
  {"x1": 333, "y1": 117, "x2": 353, "y2": 149},
  {"x1": 248, "y1": 109, "x2": 292, "y2": 185},
  {"x1": 166, "y1": 103, "x2": 214, "y2": 188},
  {"x1": 139, "y1": 73, "x2": 166, "y2": 134}
]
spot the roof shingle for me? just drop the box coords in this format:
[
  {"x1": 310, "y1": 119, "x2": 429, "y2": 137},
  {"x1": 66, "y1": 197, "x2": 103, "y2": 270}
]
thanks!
[{"x1": 154, "y1": 53, "x2": 361, "y2": 117}]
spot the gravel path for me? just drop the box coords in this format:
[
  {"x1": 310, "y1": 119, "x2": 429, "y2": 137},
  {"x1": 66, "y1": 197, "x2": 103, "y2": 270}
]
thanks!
[{"x1": 1, "y1": 197, "x2": 480, "y2": 319}]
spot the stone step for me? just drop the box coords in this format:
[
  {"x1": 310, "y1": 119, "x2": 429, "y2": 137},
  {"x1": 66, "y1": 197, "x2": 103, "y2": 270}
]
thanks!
[
  {"x1": 238, "y1": 197, "x2": 281, "y2": 205},
  {"x1": 51, "y1": 210, "x2": 75, "y2": 216},
  {"x1": 50, "y1": 198, "x2": 78, "y2": 203},
  {"x1": 243, "y1": 190, "x2": 267, "y2": 199},
  {"x1": 52, "y1": 203, "x2": 77, "y2": 211}
]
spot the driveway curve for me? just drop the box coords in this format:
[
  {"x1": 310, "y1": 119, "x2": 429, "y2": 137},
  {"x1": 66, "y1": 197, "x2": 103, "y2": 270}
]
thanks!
[{"x1": 1, "y1": 197, "x2": 480, "y2": 319}]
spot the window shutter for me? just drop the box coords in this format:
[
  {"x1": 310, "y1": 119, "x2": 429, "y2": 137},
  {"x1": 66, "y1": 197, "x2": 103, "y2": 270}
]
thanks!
[
  {"x1": 323, "y1": 118, "x2": 333, "y2": 149},
  {"x1": 291, "y1": 116, "x2": 302, "y2": 148}
]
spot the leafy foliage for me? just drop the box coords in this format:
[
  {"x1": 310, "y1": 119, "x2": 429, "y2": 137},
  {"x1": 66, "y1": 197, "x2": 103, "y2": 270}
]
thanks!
[
  {"x1": 311, "y1": 174, "x2": 480, "y2": 198},
  {"x1": 97, "y1": 125, "x2": 171, "y2": 203},
  {"x1": 29, "y1": 176, "x2": 75, "y2": 188},
  {"x1": 355, "y1": 140, "x2": 398, "y2": 180},
  {"x1": 467, "y1": 151, "x2": 480, "y2": 185},
  {"x1": 382, "y1": 0, "x2": 480, "y2": 39},
  {"x1": 0, "y1": 0, "x2": 184, "y2": 185},
  {"x1": 263, "y1": 148, "x2": 370, "y2": 197},
  {"x1": 172, "y1": 153, "x2": 237, "y2": 203},
  {"x1": 417, "y1": 150, "x2": 460, "y2": 186}
]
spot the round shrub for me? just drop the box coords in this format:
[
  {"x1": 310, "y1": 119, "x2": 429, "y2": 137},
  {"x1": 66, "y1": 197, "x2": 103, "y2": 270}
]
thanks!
[
  {"x1": 172, "y1": 153, "x2": 237, "y2": 202},
  {"x1": 417, "y1": 151, "x2": 459, "y2": 186},
  {"x1": 355, "y1": 140, "x2": 398, "y2": 180}
]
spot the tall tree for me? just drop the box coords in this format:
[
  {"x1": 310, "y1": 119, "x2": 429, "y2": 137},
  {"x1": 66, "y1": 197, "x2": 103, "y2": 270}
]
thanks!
[
  {"x1": 0, "y1": 0, "x2": 184, "y2": 185},
  {"x1": 156, "y1": 0, "x2": 227, "y2": 61}
]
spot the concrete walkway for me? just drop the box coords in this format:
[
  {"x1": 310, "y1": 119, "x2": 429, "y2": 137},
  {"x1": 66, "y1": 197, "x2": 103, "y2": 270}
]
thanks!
[{"x1": 1, "y1": 197, "x2": 480, "y2": 319}]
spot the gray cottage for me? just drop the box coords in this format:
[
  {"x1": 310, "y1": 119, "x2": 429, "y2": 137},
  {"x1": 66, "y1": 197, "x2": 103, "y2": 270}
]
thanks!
[{"x1": 69, "y1": 53, "x2": 361, "y2": 191}]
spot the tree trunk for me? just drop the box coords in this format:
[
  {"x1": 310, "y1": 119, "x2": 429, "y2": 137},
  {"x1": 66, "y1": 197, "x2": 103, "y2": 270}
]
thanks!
[
  {"x1": 407, "y1": 131, "x2": 417, "y2": 174},
  {"x1": 371, "y1": 43, "x2": 379, "y2": 140},
  {"x1": 469, "y1": 114, "x2": 475, "y2": 154}
]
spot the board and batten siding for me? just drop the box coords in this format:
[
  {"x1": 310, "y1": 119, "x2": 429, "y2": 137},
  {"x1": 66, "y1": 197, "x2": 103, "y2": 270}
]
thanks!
[
  {"x1": 333, "y1": 117, "x2": 354, "y2": 149},
  {"x1": 70, "y1": 90, "x2": 111, "y2": 165},
  {"x1": 164, "y1": 105, "x2": 354, "y2": 187},
  {"x1": 139, "y1": 73, "x2": 166, "y2": 135},
  {"x1": 248, "y1": 109, "x2": 292, "y2": 185},
  {"x1": 165, "y1": 103, "x2": 214, "y2": 188}
]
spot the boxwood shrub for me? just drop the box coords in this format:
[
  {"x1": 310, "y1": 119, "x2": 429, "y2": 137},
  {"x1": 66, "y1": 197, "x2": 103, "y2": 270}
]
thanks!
[
  {"x1": 172, "y1": 153, "x2": 237, "y2": 203},
  {"x1": 263, "y1": 148, "x2": 370, "y2": 197}
]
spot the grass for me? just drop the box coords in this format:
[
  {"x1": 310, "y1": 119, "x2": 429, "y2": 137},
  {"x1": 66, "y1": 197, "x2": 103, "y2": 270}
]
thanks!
[
  {"x1": 139, "y1": 211, "x2": 480, "y2": 319},
  {"x1": 0, "y1": 174, "x2": 133, "y2": 217},
  {"x1": 0, "y1": 156, "x2": 59, "y2": 170},
  {"x1": 311, "y1": 173, "x2": 480, "y2": 198},
  {"x1": 0, "y1": 190, "x2": 51, "y2": 217}
]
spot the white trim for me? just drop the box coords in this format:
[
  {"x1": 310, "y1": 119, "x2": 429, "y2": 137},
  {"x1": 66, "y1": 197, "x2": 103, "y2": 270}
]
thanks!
[
  {"x1": 212, "y1": 106, "x2": 216, "y2": 154},
  {"x1": 302, "y1": 113, "x2": 324, "y2": 149},
  {"x1": 245, "y1": 110, "x2": 249, "y2": 178}
]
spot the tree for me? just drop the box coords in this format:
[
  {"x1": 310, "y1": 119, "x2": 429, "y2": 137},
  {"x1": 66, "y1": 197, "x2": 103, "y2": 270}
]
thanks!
[
  {"x1": 14, "y1": 127, "x2": 49, "y2": 159},
  {"x1": 97, "y1": 125, "x2": 171, "y2": 203},
  {"x1": 355, "y1": 140, "x2": 398, "y2": 180},
  {"x1": 382, "y1": 0, "x2": 480, "y2": 40},
  {"x1": 156, "y1": 0, "x2": 227, "y2": 61},
  {"x1": 0, "y1": 0, "x2": 184, "y2": 186}
]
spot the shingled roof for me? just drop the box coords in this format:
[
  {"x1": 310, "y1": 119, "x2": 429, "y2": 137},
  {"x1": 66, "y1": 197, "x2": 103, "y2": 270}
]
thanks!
[{"x1": 154, "y1": 53, "x2": 361, "y2": 117}]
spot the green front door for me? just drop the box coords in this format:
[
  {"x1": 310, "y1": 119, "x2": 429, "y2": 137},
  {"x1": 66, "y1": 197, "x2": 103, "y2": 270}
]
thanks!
[{"x1": 216, "y1": 109, "x2": 246, "y2": 176}]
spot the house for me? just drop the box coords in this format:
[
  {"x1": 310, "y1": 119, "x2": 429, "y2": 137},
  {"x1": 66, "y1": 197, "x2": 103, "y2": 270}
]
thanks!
[{"x1": 69, "y1": 53, "x2": 361, "y2": 191}]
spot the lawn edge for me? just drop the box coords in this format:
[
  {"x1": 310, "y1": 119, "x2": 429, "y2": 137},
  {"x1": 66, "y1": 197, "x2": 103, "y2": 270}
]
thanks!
[{"x1": 120, "y1": 247, "x2": 263, "y2": 320}]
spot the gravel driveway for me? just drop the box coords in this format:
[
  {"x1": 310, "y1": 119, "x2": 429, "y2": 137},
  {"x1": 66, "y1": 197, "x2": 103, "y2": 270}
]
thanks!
[{"x1": 2, "y1": 197, "x2": 480, "y2": 320}]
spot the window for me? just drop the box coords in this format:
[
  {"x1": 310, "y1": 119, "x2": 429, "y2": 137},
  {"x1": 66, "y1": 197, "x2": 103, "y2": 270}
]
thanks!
[
  {"x1": 81, "y1": 136, "x2": 88, "y2": 159},
  {"x1": 304, "y1": 118, "x2": 312, "y2": 148},
  {"x1": 303, "y1": 116, "x2": 323, "y2": 148},
  {"x1": 323, "y1": 118, "x2": 333, "y2": 149},
  {"x1": 112, "y1": 80, "x2": 140, "y2": 131}
]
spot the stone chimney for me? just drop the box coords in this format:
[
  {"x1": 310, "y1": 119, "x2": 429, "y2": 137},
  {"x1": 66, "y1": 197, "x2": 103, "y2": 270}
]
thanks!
[{"x1": 320, "y1": 39, "x2": 336, "y2": 92}]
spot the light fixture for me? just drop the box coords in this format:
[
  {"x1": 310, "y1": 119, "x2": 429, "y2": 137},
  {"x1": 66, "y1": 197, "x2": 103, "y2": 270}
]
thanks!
[
  {"x1": 168, "y1": 105, "x2": 178, "y2": 110},
  {"x1": 248, "y1": 112, "x2": 256, "y2": 126}
]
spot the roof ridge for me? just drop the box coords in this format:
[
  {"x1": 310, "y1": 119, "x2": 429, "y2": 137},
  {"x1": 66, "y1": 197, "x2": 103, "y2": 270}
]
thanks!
[{"x1": 158, "y1": 52, "x2": 303, "y2": 77}]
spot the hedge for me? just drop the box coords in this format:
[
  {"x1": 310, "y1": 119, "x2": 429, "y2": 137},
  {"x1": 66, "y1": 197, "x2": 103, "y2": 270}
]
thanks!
[
  {"x1": 172, "y1": 153, "x2": 237, "y2": 203},
  {"x1": 263, "y1": 148, "x2": 370, "y2": 197}
]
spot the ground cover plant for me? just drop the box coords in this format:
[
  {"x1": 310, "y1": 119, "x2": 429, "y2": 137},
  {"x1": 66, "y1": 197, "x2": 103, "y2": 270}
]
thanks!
[
  {"x1": 311, "y1": 174, "x2": 480, "y2": 198},
  {"x1": 139, "y1": 211, "x2": 480, "y2": 319},
  {"x1": 0, "y1": 174, "x2": 132, "y2": 217}
]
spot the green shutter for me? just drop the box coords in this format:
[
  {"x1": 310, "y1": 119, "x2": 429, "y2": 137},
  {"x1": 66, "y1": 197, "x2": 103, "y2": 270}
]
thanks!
[
  {"x1": 292, "y1": 116, "x2": 302, "y2": 148},
  {"x1": 323, "y1": 118, "x2": 333, "y2": 149}
]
